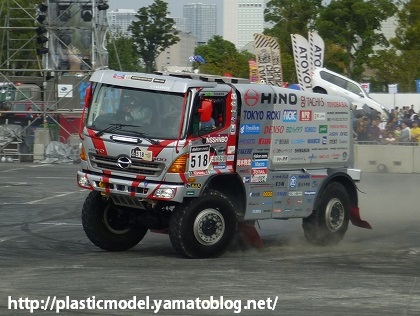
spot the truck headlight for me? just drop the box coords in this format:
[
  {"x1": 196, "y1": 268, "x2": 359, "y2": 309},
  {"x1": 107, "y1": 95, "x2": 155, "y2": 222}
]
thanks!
[
  {"x1": 77, "y1": 173, "x2": 92, "y2": 189},
  {"x1": 153, "y1": 188, "x2": 176, "y2": 199}
]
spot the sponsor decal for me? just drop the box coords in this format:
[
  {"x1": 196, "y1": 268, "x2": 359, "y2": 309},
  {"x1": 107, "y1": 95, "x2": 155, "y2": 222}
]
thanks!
[
  {"x1": 282, "y1": 110, "x2": 298, "y2": 122},
  {"x1": 273, "y1": 156, "x2": 289, "y2": 163},
  {"x1": 262, "y1": 191, "x2": 273, "y2": 197},
  {"x1": 205, "y1": 135, "x2": 228, "y2": 143},
  {"x1": 211, "y1": 155, "x2": 226, "y2": 163},
  {"x1": 300, "y1": 110, "x2": 312, "y2": 121},
  {"x1": 252, "y1": 209, "x2": 262, "y2": 214},
  {"x1": 266, "y1": 110, "x2": 281, "y2": 120},
  {"x1": 249, "y1": 192, "x2": 260, "y2": 197},
  {"x1": 322, "y1": 136, "x2": 327, "y2": 144},
  {"x1": 238, "y1": 148, "x2": 252, "y2": 155},
  {"x1": 308, "y1": 138, "x2": 320, "y2": 144},
  {"x1": 291, "y1": 139, "x2": 305, "y2": 144},
  {"x1": 186, "y1": 183, "x2": 202, "y2": 189},
  {"x1": 242, "y1": 176, "x2": 250, "y2": 183},
  {"x1": 258, "y1": 138, "x2": 271, "y2": 144},
  {"x1": 186, "y1": 191, "x2": 195, "y2": 196},
  {"x1": 273, "y1": 148, "x2": 293, "y2": 154},
  {"x1": 260, "y1": 92, "x2": 298, "y2": 105},
  {"x1": 289, "y1": 175, "x2": 297, "y2": 188},
  {"x1": 308, "y1": 153, "x2": 317, "y2": 162},
  {"x1": 274, "y1": 139, "x2": 289, "y2": 145},
  {"x1": 237, "y1": 159, "x2": 251, "y2": 166},
  {"x1": 239, "y1": 138, "x2": 256, "y2": 144},
  {"x1": 243, "y1": 110, "x2": 264, "y2": 120},
  {"x1": 113, "y1": 73, "x2": 126, "y2": 79},
  {"x1": 276, "y1": 191, "x2": 287, "y2": 196},
  {"x1": 227, "y1": 146, "x2": 236, "y2": 154},
  {"x1": 327, "y1": 101, "x2": 348, "y2": 108},
  {"x1": 240, "y1": 124, "x2": 260, "y2": 134},
  {"x1": 244, "y1": 89, "x2": 259, "y2": 107},
  {"x1": 304, "y1": 191, "x2": 316, "y2": 195},
  {"x1": 275, "y1": 181, "x2": 286, "y2": 187},
  {"x1": 314, "y1": 112, "x2": 326, "y2": 120},
  {"x1": 304, "y1": 127, "x2": 317, "y2": 132},
  {"x1": 286, "y1": 127, "x2": 303, "y2": 133},
  {"x1": 295, "y1": 148, "x2": 309, "y2": 153},
  {"x1": 319, "y1": 125, "x2": 328, "y2": 133},
  {"x1": 289, "y1": 191, "x2": 303, "y2": 196},
  {"x1": 264, "y1": 126, "x2": 284, "y2": 134}
]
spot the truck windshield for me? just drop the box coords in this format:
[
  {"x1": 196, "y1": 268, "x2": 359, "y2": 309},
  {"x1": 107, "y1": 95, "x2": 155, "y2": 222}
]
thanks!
[{"x1": 86, "y1": 84, "x2": 185, "y2": 140}]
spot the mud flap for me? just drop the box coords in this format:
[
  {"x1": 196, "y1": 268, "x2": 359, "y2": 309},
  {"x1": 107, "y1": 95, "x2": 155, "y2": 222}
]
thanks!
[
  {"x1": 350, "y1": 206, "x2": 372, "y2": 229},
  {"x1": 237, "y1": 222, "x2": 264, "y2": 248}
]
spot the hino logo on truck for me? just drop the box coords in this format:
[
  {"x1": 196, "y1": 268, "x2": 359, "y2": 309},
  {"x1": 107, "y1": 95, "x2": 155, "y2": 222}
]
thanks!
[{"x1": 117, "y1": 156, "x2": 132, "y2": 169}]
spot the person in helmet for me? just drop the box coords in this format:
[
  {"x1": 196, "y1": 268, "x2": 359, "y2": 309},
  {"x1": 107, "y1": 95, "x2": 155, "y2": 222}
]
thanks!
[{"x1": 130, "y1": 105, "x2": 153, "y2": 125}]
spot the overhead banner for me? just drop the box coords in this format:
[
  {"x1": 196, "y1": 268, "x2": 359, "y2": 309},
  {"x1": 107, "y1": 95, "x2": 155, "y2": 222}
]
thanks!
[
  {"x1": 291, "y1": 34, "x2": 311, "y2": 91},
  {"x1": 253, "y1": 33, "x2": 283, "y2": 86},
  {"x1": 267, "y1": 36, "x2": 283, "y2": 87},
  {"x1": 308, "y1": 31, "x2": 324, "y2": 72}
]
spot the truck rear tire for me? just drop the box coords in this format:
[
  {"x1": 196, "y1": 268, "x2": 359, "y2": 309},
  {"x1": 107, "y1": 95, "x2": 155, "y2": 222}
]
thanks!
[
  {"x1": 302, "y1": 182, "x2": 349, "y2": 246},
  {"x1": 169, "y1": 189, "x2": 237, "y2": 258},
  {"x1": 82, "y1": 191, "x2": 148, "y2": 251}
]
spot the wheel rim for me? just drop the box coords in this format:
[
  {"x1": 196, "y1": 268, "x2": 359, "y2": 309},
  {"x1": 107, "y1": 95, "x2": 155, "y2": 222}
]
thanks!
[
  {"x1": 325, "y1": 198, "x2": 345, "y2": 232},
  {"x1": 193, "y1": 209, "x2": 225, "y2": 245},
  {"x1": 103, "y1": 205, "x2": 131, "y2": 235}
]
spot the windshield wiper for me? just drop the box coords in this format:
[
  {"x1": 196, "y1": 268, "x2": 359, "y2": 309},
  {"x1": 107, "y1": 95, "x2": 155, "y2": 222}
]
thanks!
[
  {"x1": 95, "y1": 123, "x2": 123, "y2": 136},
  {"x1": 95, "y1": 123, "x2": 160, "y2": 145},
  {"x1": 124, "y1": 131, "x2": 160, "y2": 145}
]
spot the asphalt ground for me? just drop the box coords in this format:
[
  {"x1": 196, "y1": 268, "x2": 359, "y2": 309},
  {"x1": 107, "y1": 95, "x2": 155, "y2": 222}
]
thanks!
[{"x1": 0, "y1": 162, "x2": 419, "y2": 315}]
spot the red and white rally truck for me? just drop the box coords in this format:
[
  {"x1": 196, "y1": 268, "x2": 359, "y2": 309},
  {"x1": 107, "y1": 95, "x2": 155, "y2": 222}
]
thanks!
[{"x1": 77, "y1": 70, "x2": 371, "y2": 258}]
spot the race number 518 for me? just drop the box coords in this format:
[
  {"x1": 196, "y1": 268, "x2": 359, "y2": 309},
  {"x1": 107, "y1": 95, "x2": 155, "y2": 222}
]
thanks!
[{"x1": 189, "y1": 145, "x2": 210, "y2": 172}]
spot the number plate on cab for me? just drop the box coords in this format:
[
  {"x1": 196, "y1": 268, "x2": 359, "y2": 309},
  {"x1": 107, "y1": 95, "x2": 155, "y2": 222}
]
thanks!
[{"x1": 130, "y1": 146, "x2": 152, "y2": 161}]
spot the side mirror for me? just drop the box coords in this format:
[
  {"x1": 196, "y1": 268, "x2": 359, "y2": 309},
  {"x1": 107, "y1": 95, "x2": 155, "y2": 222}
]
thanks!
[{"x1": 198, "y1": 99, "x2": 213, "y2": 122}]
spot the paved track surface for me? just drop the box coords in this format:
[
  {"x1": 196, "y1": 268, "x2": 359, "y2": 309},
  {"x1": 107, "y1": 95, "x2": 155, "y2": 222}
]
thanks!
[{"x1": 0, "y1": 163, "x2": 419, "y2": 315}]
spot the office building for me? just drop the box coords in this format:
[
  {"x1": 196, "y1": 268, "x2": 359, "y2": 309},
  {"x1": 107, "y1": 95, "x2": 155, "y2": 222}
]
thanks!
[
  {"x1": 223, "y1": 0, "x2": 268, "y2": 50},
  {"x1": 183, "y1": 3, "x2": 217, "y2": 44},
  {"x1": 107, "y1": 9, "x2": 137, "y2": 35}
]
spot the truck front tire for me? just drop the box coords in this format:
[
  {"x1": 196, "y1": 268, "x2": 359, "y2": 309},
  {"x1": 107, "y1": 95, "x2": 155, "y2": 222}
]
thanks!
[
  {"x1": 169, "y1": 189, "x2": 237, "y2": 258},
  {"x1": 302, "y1": 182, "x2": 350, "y2": 246},
  {"x1": 82, "y1": 191, "x2": 148, "y2": 251}
]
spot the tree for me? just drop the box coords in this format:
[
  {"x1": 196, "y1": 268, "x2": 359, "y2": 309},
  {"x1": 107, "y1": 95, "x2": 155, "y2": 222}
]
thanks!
[
  {"x1": 368, "y1": 0, "x2": 420, "y2": 92},
  {"x1": 194, "y1": 36, "x2": 253, "y2": 78},
  {"x1": 107, "y1": 33, "x2": 140, "y2": 72},
  {"x1": 129, "y1": 0, "x2": 179, "y2": 73},
  {"x1": 315, "y1": 0, "x2": 397, "y2": 80},
  {"x1": 264, "y1": 0, "x2": 323, "y2": 83}
]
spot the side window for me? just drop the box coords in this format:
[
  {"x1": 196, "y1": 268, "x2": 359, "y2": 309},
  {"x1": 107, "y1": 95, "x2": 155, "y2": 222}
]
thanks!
[
  {"x1": 346, "y1": 82, "x2": 363, "y2": 96},
  {"x1": 194, "y1": 97, "x2": 226, "y2": 136}
]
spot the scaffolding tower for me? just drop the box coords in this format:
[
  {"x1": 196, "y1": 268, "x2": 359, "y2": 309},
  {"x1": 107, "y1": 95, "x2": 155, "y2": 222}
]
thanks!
[{"x1": 0, "y1": 0, "x2": 109, "y2": 161}]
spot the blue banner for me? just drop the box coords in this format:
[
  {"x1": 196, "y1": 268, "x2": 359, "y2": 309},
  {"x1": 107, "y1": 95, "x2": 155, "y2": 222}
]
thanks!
[{"x1": 416, "y1": 79, "x2": 420, "y2": 93}]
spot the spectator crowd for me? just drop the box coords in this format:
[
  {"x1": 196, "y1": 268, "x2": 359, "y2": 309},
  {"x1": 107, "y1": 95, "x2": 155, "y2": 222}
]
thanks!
[{"x1": 353, "y1": 104, "x2": 420, "y2": 145}]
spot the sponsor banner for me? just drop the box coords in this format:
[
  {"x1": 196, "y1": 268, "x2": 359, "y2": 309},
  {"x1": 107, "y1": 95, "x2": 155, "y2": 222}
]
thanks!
[
  {"x1": 291, "y1": 34, "x2": 311, "y2": 91},
  {"x1": 268, "y1": 36, "x2": 283, "y2": 87},
  {"x1": 248, "y1": 60, "x2": 259, "y2": 83},
  {"x1": 308, "y1": 31, "x2": 324, "y2": 72},
  {"x1": 253, "y1": 33, "x2": 274, "y2": 85}
]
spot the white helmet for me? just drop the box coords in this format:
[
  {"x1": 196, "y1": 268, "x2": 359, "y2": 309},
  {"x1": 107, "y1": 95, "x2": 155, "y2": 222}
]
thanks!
[{"x1": 131, "y1": 106, "x2": 153, "y2": 123}]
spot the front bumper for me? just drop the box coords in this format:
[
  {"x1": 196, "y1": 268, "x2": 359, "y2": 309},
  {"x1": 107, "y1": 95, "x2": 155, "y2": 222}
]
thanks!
[{"x1": 77, "y1": 171, "x2": 186, "y2": 203}]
